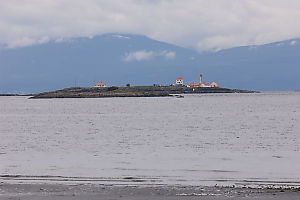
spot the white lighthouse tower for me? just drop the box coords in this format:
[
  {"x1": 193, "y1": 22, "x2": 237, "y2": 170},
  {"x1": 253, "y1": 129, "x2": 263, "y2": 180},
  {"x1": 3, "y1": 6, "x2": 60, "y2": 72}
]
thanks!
[{"x1": 200, "y1": 74, "x2": 203, "y2": 84}]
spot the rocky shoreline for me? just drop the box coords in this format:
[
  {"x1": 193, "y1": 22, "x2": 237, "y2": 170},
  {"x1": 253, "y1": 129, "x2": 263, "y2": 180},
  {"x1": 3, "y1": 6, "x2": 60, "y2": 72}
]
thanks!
[
  {"x1": 30, "y1": 86, "x2": 257, "y2": 99},
  {"x1": 0, "y1": 183, "x2": 299, "y2": 200}
]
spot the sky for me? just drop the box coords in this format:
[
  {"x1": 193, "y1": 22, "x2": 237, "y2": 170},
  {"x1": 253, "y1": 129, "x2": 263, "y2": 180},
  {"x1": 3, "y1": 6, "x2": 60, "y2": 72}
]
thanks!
[{"x1": 1, "y1": 0, "x2": 300, "y2": 51}]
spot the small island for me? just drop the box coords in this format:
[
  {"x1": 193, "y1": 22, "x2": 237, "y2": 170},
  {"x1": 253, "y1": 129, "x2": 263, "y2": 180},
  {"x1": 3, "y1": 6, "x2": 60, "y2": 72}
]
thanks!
[
  {"x1": 30, "y1": 75, "x2": 257, "y2": 99},
  {"x1": 30, "y1": 86, "x2": 256, "y2": 99}
]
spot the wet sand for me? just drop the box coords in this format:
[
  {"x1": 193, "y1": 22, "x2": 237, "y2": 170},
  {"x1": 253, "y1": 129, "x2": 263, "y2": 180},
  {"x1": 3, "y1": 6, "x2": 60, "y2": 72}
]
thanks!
[{"x1": 1, "y1": 183, "x2": 300, "y2": 200}]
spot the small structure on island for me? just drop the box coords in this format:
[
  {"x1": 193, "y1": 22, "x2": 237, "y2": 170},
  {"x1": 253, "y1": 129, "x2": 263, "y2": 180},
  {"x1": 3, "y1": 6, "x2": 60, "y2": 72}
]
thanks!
[
  {"x1": 94, "y1": 82, "x2": 107, "y2": 88},
  {"x1": 201, "y1": 83, "x2": 213, "y2": 87},
  {"x1": 187, "y1": 83, "x2": 200, "y2": 87},
  {"x1": 200, "y1": 74, "x2": 203, "y2": 85},
  {"x1": 175, "y1": 77, "x2": 183, "y2": 86},
  {"x1": 187, "y1": 74, "x2": 219, "y2": 88},
  {"x1": 211, "y1": 82, "x2": 219, "y2": 87}
]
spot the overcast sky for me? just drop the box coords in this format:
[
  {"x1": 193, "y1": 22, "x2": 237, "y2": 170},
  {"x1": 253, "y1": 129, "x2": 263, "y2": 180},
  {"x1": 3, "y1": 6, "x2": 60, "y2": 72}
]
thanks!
[{"x1": 1, "y1": 0, "x2": 300, "y2": 51}]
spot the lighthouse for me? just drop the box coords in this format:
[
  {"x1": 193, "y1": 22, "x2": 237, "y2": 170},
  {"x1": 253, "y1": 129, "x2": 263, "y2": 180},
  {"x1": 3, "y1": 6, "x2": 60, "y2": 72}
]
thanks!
[
  {"x1": 187, "y1": 74, "x2": 219, "y2": 88},
  {"x1": 200, "y1": 74, "x2": 203, "y2": 84}
]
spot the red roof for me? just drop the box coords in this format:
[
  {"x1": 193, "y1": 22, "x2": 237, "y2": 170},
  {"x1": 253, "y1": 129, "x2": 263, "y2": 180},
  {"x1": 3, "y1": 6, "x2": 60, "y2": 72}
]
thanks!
[
  {"x1": 176, "y1": 77, "x2": 183, "y2": 80},
  {"x1": 203, "y1": 83, "x2": 211, "y2": 86},
  {"x1": 188, "y1": 83, "x2": 200, "y2": 86},
  {"x1": 95, "y1": 83, "x2": 106, "y2": 85}
]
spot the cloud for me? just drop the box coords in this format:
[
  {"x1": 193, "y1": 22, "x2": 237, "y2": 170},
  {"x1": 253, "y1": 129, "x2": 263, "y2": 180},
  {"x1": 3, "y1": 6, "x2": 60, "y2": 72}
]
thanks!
[
  {"x1": 161, "y1": 50, "x2": 176, "y2": 60},
  {"x1": 290, "y1": 40, "x2": 297, "y2": 45},
  {"x1": 1, "y1": 0, "x2": 300, "y2": 51},
  {"x1": 123, "y1": 50, "x2": 176, "y2": 62},
  {"x1": 123, "y1": 50, "x2": 154, "y2": 61}
]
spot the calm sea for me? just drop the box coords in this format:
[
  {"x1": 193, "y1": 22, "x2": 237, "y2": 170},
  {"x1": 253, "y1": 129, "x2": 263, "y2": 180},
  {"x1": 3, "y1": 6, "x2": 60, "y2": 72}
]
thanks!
[{"x1": 0, "y1": 92, "x2": 299, "y2": 187}]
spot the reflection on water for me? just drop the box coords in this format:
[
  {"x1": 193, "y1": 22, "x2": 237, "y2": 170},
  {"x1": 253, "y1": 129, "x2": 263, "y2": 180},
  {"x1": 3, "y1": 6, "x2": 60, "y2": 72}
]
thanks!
[{"x1": 0, "y1": 92, "x2": 300, "y2": 186}]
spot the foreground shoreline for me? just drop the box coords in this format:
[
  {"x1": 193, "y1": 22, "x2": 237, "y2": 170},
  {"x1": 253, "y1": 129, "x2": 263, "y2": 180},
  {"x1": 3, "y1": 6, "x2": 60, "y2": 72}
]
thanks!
[{"x1": 1, "y1": 182, "x2": 300, "y2": 200}]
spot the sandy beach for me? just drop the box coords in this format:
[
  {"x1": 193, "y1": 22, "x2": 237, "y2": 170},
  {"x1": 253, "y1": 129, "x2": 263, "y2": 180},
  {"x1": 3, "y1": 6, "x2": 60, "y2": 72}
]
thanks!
[{"x1": 0, "y1": 183, "x2": 300, "y2": 200}]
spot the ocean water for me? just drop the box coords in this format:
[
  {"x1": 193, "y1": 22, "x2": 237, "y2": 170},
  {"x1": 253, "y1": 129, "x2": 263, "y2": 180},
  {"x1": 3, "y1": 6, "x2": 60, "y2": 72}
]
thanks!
[{"x1": 0, "y1": 92, "x2": 300, "y2": 187}]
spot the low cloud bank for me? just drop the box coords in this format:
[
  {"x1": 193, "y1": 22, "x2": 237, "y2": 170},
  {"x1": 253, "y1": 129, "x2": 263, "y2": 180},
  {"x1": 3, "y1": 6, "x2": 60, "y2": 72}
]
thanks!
[
  {"x1": 123, "y1": 50, "x2": 175, "y2": 62},
  {"x1": 1, "y1": 1, "x2": 300, "y2": 51}
]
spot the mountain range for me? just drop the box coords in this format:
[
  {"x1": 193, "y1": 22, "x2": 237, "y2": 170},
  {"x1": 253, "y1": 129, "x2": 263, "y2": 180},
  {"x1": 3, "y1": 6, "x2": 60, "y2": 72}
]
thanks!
[{"x1": 0, "y1": 33, "x2": 299, "y2": 93}]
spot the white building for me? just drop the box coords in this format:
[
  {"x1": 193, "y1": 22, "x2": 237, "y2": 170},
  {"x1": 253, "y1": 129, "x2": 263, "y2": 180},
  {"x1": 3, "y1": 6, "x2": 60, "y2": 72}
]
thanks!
[
  {"x1": 211, "y1": 82, "x2": 219, "y2": 87},
  {"x1": 200, "y1": 83, "x2": 212, "y2": 87},
  {"x1": 94, "y1": 83, "x2": 107, "y2": 88},
  {"x1": 175, "y1": 77, "x2": 183, "y2": 85}
]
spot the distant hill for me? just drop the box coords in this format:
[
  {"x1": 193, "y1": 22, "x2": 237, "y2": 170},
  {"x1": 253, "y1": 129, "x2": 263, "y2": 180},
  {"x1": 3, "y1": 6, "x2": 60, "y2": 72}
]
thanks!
[{"x1": 0, "y1": 33, "x2": 299, "y2": 93}]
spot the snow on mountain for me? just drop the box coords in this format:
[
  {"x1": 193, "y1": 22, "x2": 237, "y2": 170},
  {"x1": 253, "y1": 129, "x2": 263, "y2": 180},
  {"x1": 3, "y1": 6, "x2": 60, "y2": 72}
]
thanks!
[{"x1": 111, "y1": 34, "x2": 131, "y2": 39}]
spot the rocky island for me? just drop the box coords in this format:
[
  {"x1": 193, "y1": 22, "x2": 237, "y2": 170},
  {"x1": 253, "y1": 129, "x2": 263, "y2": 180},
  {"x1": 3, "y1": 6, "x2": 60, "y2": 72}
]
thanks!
[
  {"x1": 30, "y1": 86, "x2": 257, "y2": 99},
  {"x1": 0, "y1": 94, "x2": 32, "y2": 96}
]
